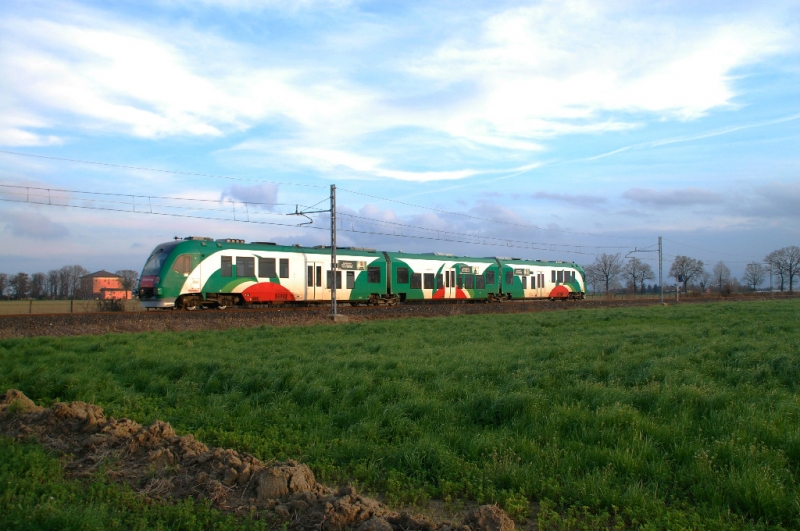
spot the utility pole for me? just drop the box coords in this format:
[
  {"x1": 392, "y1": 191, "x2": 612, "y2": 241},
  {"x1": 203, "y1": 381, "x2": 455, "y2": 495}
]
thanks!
[
  {"x1": 330, "y1": 184, "x2": 339, "y2": 319},
  {"x1": 290, "y1": 184, "x2": 348, "y2": 322},
  {"x1": 659, "y1": 236, "x2": 663, "y2": 303},
  {"x1": 624, "y1": 237, "x2": 662, "y2": 302}
]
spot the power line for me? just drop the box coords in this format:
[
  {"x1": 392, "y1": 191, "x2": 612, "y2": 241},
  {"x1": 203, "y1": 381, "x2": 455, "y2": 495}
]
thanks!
[
  {"x1": 663, "y1": 238, "x2": 763, "y2": 260},
  {"x1": 0, "y1": 186, "x2": 601, "y2": 257},
  {"x1": 336, "y1": 212, "x2": 630, "y2": 252},
  {"x1": 338, "y1": 186, "x2": 653, "y2": 240},
  {"x1": 2, "y1": 149, "x2": 642, "y2": 241}
]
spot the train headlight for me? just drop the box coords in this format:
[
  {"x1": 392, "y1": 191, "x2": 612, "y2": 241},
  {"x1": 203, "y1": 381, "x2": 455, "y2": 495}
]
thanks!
[{"x1": 156, "y1": 288, "x2": 163, "y2": 295}]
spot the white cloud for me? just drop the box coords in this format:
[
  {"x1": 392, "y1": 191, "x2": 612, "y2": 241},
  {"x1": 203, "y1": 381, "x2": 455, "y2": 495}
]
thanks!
[
  {"x1": 2, "y1": 210, "x2": 69, "y2": 239},
  {"x1": 0, "y1": 5, "x2": 376, "y2": 143},
  {"x1": 623, "y1": 187, "x2": 724, "y2": 206},
  {"x1": 221, "y1": 183, "x2": 279, "y2": 210},
  {"x1": 411, "y1": 0, "x2": 795, "y2": 136},
  {"x1": 168, "y1": 0, "x2": 352, "y2": 11},
  {"x1": 0, "y1": 0, "x2": 796, "y2": 185}
]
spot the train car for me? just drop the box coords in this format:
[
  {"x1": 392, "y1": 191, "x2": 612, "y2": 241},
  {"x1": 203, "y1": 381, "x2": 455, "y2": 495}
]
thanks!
[
  {"x1": 138, "y1": 236, "x2": 585, "y2": 309},
  {"x1": 138, "y1": 237, "x2": 387, "y2": 309},
  {"x1": 495, "y1": 258, "x2": 585, "y2": 300},
  {"x1": 384, "y1": 252, "x2": 502, "y2": 302}
]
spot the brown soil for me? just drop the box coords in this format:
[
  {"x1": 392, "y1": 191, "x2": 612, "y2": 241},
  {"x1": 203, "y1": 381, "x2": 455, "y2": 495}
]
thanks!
[
  {"x1": 2, "y1": 294, "x2": 791, "y2": 339},
  {"x1": 0, "y1": 297, "x2": 672, "y2": 339},
  {"x1": 1, "y1": 389, "x2": 515, "y2": 531}
]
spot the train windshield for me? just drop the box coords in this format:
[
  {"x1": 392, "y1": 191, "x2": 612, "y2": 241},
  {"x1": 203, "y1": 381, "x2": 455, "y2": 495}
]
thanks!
[{"x1": 142, "y1": 242, "x2": 179, "y2": 275}]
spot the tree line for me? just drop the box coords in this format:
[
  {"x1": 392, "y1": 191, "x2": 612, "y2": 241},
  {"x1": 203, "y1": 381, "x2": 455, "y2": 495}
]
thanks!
[
  {"x1": 584, "y1": 245, "x2": 800, "y2": 295},
  {"x1": 0, "y1": 266, "x2": 140, "y2": 300}
]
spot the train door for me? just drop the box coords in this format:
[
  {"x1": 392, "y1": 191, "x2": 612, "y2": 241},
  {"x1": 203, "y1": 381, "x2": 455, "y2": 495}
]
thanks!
[
  {"x1": 306, "y1": 261, "x2": 324, "y2": 301},
  {"x1": 536, "y1": 272, "x2": 544, "y2": 298},
  {"x1": 444, "y1": 266, "x2": 457, "y2": 298},
  {"x1": 186, "y1": 260, "x2": 202, "y2": 294}
]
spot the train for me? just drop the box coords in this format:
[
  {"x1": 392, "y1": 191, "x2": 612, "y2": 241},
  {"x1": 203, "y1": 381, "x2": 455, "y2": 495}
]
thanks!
[{"x1": 138, "y1": 236, "x2": 585, "y2": 310}]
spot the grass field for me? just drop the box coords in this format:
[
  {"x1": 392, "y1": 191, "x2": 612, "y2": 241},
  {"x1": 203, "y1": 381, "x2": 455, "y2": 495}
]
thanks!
[
  {"x1": 0, "y1": 299, "x2": 142, "y2": 315},
  {"x1": 2, "y1": 300, "x2": 799, "y2": 530}
]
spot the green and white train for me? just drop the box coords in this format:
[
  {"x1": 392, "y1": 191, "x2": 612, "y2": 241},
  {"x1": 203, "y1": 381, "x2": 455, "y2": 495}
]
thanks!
[{"x1": 138, "y1": 236, "x2": 585, "y2": 309}]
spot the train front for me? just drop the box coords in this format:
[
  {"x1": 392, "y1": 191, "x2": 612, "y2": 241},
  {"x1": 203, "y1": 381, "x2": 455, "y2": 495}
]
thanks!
[{"x1": 138, "y1": 240, "x2": 182, "y2": 309}]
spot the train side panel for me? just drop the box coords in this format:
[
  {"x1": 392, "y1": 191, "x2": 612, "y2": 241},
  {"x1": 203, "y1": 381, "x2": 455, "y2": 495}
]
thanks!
[
  {"x1": 385, "y1": 253, "x2": 501, "y2": 301},
  {"x1": 496, "y1": 259, "x2": 585, "y2": 300}
]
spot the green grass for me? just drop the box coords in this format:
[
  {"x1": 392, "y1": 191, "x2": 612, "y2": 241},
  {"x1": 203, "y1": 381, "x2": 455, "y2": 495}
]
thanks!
[{"x1": 1, "y1": 300, "x2": 799, "y2": 530}]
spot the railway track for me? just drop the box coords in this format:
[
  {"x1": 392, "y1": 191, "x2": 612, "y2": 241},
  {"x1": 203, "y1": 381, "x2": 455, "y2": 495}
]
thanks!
[{"x1": 1, "y1": 295, "x2": 793, "y2": 339}]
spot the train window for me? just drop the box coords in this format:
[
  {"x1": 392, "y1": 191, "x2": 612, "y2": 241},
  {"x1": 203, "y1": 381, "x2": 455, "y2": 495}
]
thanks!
[
  {"x1": 531, "y1": 276, "x2": 536, "y2": 289},
  {"x1": 522, "y1": 276, "x2": 527, "y2": 289},
  {"x1": 505, "y1": 270, "x2": 513, "y2": 285},
  {"x1": 465, "y1": 275, "x2": 474, "y2": 289},
  {"x1": 307, "y1": 266, "x2": 313, "y2": 287},
  {"x1": 397, "y1": 267, "x2": 409, "y2": 284},
  {"x1": 368, "y1": 266, "x2": 381, "y2": 283},
  {"x1": 445, "y1": 271, "x2": 450, "y2": 288},
  {"x1": 424, "y1": 273, "x2": 434, "y2": 289},
  {"x1": 221, "y1": 256, "x2": 232, "y2": 277},
  {"x1": 236, "y1": 257, "x2": 255, "y2": 277},
  {"x1": 457, "y1": 275, "x2": 463, "y2": 289},
  {"x1": 476, "y1": 274, "x2": 485, "y2": 289},
  {"x1": 551, "y1": 270, "x2": 556, "y2": 283},
  {"x1": 486, "y1": 270, "x2": 495, "y2": 284},
  {"x1": 259, "y1": 258, "x2": 276, "y2": 278},
  {"x1": 143, "y1": 248, "x2": 168, "y2": 275},
  {"x1": 172, "y1": 254, "x2": 193, "y2": 276},
  {"x1": 326, "y1": 271, "x2": 342, "y2": 288},
  {"x1": 557, "y1": 270, "x2": 563, "y2": 283},
  {"x1": 279, "y1": 259, "x2": 289, "y2": 278},
  {"x1": 451, "y1": 270, "x2": 455, "y2": 287},
  {"x1": 347, "y1": 271, "x2": 355, "y2": 289},
  {"x1": 411, "y1": 273, "x2": 422, "y2": 289},
  {"x1": 316, "y1": 266, "x2": 322, "y2": 287},
  {"x1": 437, "y1": 274, "x2": 444, "y2": 289}
]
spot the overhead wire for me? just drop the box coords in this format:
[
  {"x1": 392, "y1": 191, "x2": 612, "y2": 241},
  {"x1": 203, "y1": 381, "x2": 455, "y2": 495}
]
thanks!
[
  {"x1": 335, "y1": 212, "x2": 631, "y2": 251},
  {"x1": 1, "y1": 149, "x2": 650, "y2": 241},
  {"x1": 338, "y1": 186, "x2": 653, "y2": 240},
  {"x1": 0, "y1": 188, "x2": 598, "y2": 257}
]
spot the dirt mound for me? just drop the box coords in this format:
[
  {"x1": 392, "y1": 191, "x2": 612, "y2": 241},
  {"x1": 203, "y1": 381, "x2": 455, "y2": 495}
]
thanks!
[{"x1": 0, "y1": 389, "x2": 511, "y2": 531}]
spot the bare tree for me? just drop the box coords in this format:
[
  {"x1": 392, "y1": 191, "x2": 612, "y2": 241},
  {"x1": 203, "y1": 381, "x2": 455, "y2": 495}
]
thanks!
[
  {"x1": 765, "y1": 246, "x2": 800, "y2": 293},
  {"x1": 57, "y1": 266, "x2": 72, "y2": 299},
  {"x1": 9, "y1": 272, "x2": 30, "y2": 299},
  {"x1": 669, "y1": 255, "x2": 705, "y2": 294},
  {"x1": 116, "y1": 269, "x2": 140, "y2": 291},
  {"x1": 712, "y1": 261, "x2": 731, "y2": 293},
  {"x1": 0, "y1": 273, "x2": 6, "y2": 299},
  {"x1": 587, "y1": 253, "x2": 624, "y2": 294},
  {"x1": 46, "y1": 270, "x2": 59, "y2": 299},
  {"x1": 622, "y1": 257, "x2": 654, "y2": 295},
  {"x1": 30, "y1": 272, "x2": 46, "y2": 299},
  {"x1": 70, "y1": 265, "x2": 89, "y2": 298},
  {"x1": 639, "y1": 263, "x2": 654, "y2": 294},
  {"x1": 582, "y1": 264, "x2": 600, "y2": 293},
  {"x1": 742, "y1": 262, "x2": 765, "y2": 291}
]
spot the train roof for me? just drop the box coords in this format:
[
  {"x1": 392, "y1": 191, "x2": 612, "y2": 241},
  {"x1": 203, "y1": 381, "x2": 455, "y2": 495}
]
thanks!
[
  {"x1": 159, "y1": 238, "x2": 382, "y2": 257},
  {"x1": 495, "y1": 257, "x2": 585, "y2": 270},
  {"x1": 383, "y1": 251, "x2": 498, "y2": 263},
  {"x1": 151, "y1": 238, "x2": 583, "y2": 269}
]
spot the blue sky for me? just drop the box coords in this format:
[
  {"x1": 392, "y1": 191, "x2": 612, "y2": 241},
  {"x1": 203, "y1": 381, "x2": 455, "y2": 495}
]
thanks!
[{"x1": 1, "y1": 0, "x2": 798, "y2": 283}]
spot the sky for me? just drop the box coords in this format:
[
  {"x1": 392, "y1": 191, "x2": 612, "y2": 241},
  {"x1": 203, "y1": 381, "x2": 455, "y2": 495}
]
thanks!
[{"x1": 1, "y1": 0, "x2": 798, "y2": 285}]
